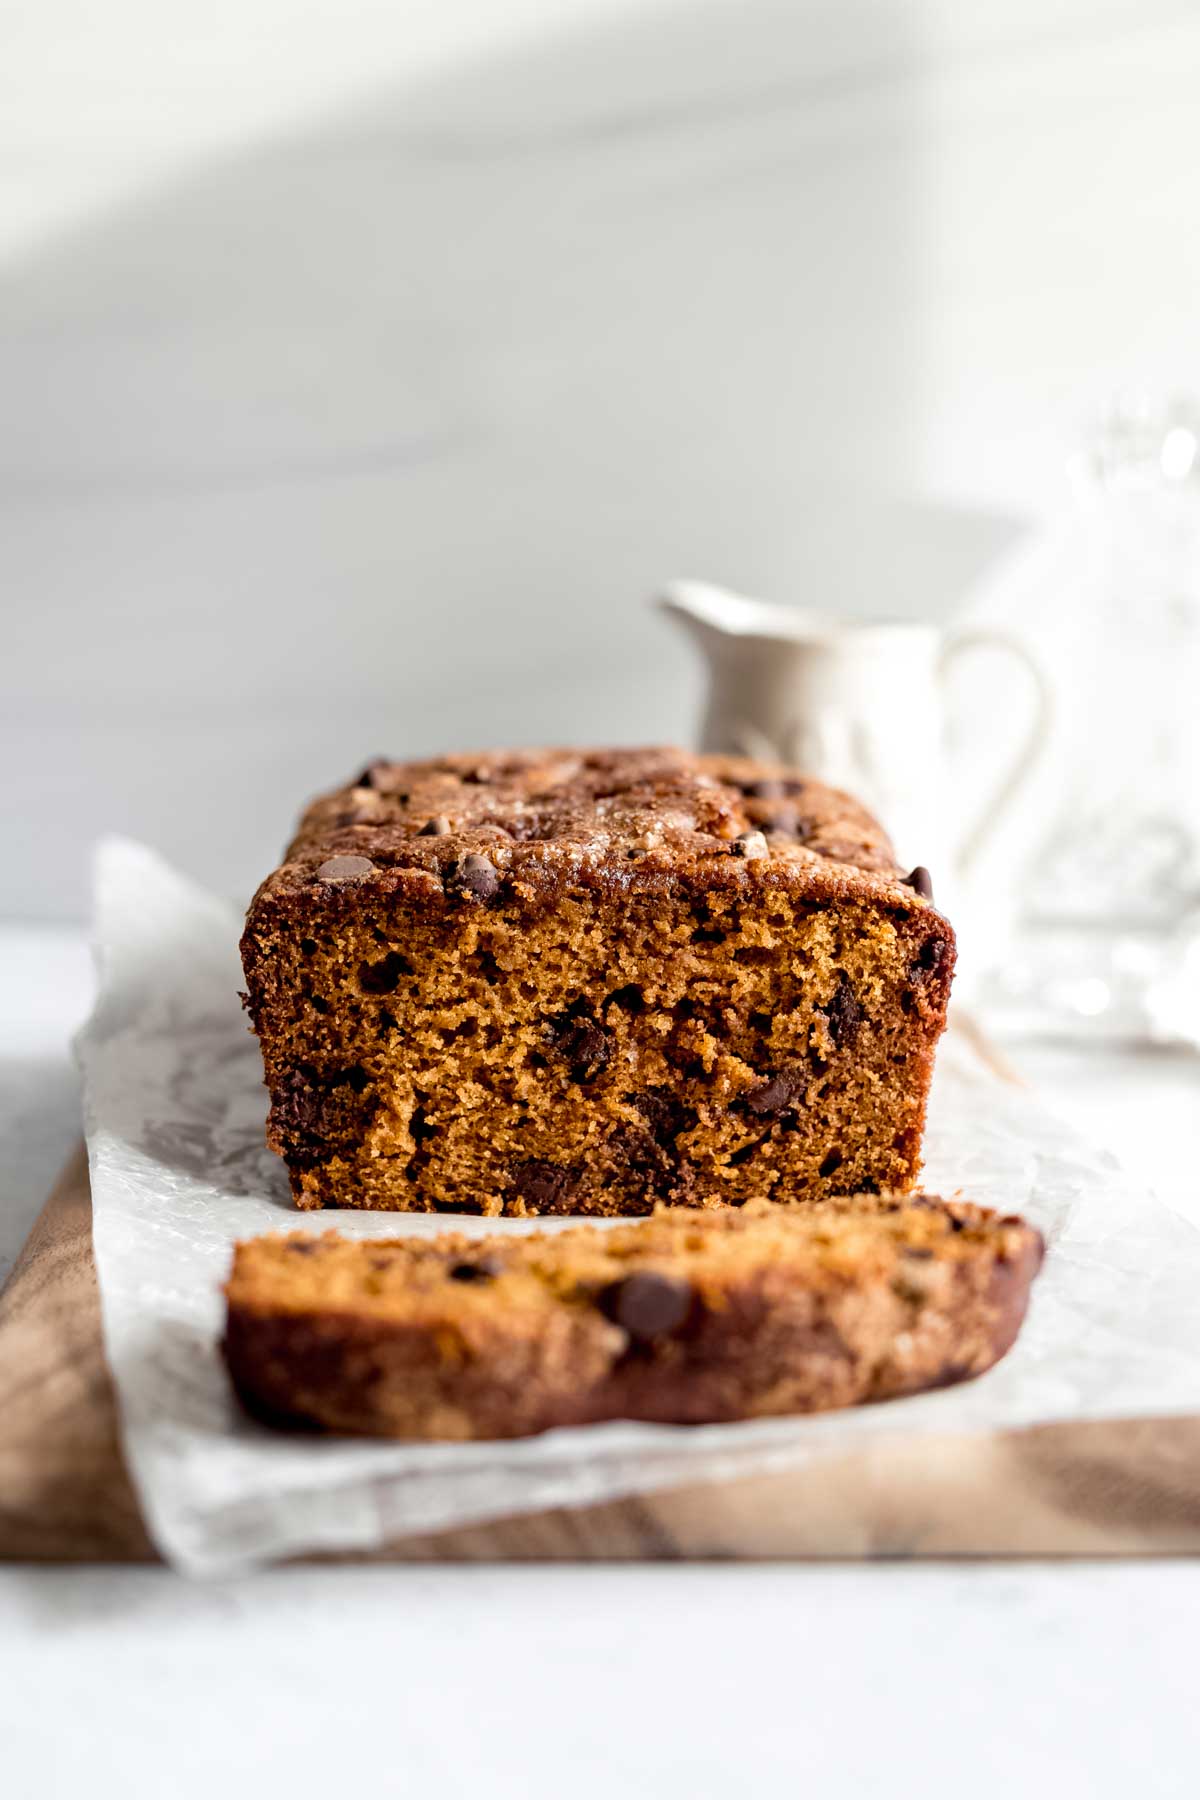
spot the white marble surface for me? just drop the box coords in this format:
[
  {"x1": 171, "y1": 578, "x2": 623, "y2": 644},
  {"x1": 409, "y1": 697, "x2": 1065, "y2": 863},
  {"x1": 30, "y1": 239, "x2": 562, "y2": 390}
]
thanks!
[{"x1": 2, "y1": 923, "x2": 1199, "y2": 1795}]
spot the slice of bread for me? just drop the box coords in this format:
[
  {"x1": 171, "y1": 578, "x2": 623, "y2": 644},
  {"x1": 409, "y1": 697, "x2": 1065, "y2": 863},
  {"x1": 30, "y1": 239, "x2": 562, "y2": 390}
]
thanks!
[{"x1": 222, "y1": 1196, "x2": 1043, "y2": 1441}]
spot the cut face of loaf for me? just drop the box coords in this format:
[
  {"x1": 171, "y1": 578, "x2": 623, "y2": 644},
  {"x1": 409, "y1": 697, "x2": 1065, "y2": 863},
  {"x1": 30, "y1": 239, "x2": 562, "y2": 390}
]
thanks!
[
  {"x1": 240, "y1": 747, "x2": 955, "y2": 1215},
  {"x1": 222, "y1": 1197, "x2": 1044, "y2": 1440}
]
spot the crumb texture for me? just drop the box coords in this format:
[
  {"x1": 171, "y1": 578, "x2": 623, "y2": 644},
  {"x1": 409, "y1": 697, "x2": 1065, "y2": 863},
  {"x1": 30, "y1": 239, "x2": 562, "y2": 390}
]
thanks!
[
  {"x1": 222, "y1": 1195, "x2": 1044, "y2": 1439},
  {"x1": 241, "y1": 747, "x2": 956, "y2": 1215}
]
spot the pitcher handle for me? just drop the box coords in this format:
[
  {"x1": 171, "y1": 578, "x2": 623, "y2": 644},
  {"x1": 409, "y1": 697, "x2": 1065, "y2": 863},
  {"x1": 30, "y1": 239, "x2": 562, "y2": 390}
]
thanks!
[{"x1": 938, "y1": 629, "x2": 1054, "y2": 879}]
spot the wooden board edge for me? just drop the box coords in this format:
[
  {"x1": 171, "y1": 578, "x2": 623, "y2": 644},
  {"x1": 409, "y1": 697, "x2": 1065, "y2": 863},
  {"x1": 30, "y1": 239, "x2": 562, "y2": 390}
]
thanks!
[{"x1": 0, "y1": 1145, "x2": 155, "y2": 1560}]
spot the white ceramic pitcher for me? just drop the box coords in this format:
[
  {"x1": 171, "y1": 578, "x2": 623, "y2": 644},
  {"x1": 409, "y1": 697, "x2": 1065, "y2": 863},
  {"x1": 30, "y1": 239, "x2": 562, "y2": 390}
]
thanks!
[{"x1": 658, "y1": 580, "x2": 1052, "y2": 888}]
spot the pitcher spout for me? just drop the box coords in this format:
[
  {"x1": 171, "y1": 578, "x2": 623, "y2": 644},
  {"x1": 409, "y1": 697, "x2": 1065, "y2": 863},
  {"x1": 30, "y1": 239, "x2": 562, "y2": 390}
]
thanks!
[
  {"x1": 656, "y1": 578, "x2": 774, "y2": 644},
  {"x1": 656, "y1": 579, "x2": 820, "y2": 656}
]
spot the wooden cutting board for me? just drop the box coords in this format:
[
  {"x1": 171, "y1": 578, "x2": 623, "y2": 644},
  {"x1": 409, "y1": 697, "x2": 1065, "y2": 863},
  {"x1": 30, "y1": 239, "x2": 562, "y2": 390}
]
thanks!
[{"x1": 3, "y1": 1139, "x2": 1200, "y2": 1563}]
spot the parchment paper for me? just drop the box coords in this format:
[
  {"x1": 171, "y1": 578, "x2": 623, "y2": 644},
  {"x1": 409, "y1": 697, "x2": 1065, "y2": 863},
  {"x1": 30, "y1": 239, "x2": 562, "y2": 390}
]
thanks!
[{"x1": 79, "y1": 839, "x2": 1200, "y2": 1578}]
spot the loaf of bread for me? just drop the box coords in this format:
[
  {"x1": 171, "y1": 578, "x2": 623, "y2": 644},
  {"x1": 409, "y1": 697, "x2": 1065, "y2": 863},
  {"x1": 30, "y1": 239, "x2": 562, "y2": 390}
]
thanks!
[
  {"x1": 240, "y1": 747, "x2": 955, "y2": 1215},
  {"x1": 222, "y1": 1196, "x2": 1043, "y2": 1440}
]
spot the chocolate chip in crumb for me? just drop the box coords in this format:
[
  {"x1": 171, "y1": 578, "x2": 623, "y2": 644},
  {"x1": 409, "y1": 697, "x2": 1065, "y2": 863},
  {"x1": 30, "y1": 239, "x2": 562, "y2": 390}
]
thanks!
[
  {"x1": 288, "y1": 1239, "x2": 317, "y2": 1255},
  {"x1": 418, "y1": 815, "x2": 452, "y2": 837},
  {"x1": 512, "y1": 1159, "x2": 579, "y2": 1211},
  {"x1": 746, "y1": 778, "x2": 785, "y2": 800},
  {"x1": 632, "y1": 1088, "x2": 693, "y2": 1143},
  {"x1": 315, "y1": 855, "x2": 375, "y2": 884},
  {"x1": 603, "y1": 1271, "x2": 693, "y2": 1341},
  {"x1": 732, "y1": 830, "x2": 769, "y2": 860},
  {"x1": 546, "y1": 1012, "x2": 611, "y2": 1082},
  {"x1": 746, "y1": 1073, "x2": 798, "y2": 1117},
  {"x1": 903, "y1": 865, "x2": 935, "y2": 901},
  {"x1": 453, "y1": 853, "x2": 500, "y2": 900},
  {"x1": 822, "y1": 974, "x2": 864, "y2": 1047}
]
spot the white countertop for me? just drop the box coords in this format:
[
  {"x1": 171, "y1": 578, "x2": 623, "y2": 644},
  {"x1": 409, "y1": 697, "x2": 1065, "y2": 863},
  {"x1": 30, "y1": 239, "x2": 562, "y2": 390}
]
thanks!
[{"x1": 2, "y1": 923, "x2": 1198, "y2": 1797}]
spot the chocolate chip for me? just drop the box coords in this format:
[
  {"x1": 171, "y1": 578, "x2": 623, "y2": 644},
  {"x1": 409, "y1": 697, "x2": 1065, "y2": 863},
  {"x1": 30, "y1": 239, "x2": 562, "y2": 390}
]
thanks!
[
  {"x1": 818, "y1": 1148, "x2": 843, "y2": 1178},
  {"x1": 746, "y1": 1073, "x2": 798, "y2": 1117},
  {"x1": 512, "y1": 1159, "x2": 579, "y2": 1211},
  {"x1": 315, "y1": 855, "x2": 375, "y2": 884},
  {"x1": 746, "y1": 778, "x2": 785, "y2": 800},
  {"x1": 632, "y1": 1089, "x2": 694, "y2": 1143},
  {"x1": 452, "y1": 854, "x2": 500, "y2": 900},
  {"x1": 731, "y1": 830, "x2": 769, "y2": 860},
  {"x1": 418, "y1": 816, "x2": 451, "y2": 837},
  {"x1": 448, "y1": 1255, "x2": 505, "y2": 1283},
  {"x1": 602, "y1": 1271, "x2": 693, "y2": 1341},
  {"x1": 822, "y1": 974, "x2": 864, "y2": 1047},
  {"x1": 270, "y1": 1064, "x2": 376, "y2": 1169},
  {"x1": 903, "y1": 865, "x2": 934, "y2": 901},
  {"x1": 546, "y1": 1011, "x2": 610, "y2": 1082},
  {"x1": 288, "y1": 1239, "x2": 317, "y2": 1255},
  {"x1": 353, "y1": 759, "x2": 390, "y2": 789}
]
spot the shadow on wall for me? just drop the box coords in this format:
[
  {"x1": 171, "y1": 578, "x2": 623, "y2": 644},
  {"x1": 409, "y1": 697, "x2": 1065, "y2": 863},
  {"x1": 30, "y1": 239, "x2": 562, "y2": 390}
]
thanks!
[{"x1": 0, "y1": 0, "x2": 1021, "y2": 918}]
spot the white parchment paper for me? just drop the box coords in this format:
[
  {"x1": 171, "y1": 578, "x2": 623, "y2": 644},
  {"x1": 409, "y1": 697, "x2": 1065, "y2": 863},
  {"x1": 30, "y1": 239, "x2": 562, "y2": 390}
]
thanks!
[{"x1": 79, "y1": 839, "x2": 1200, "y2": 1577}]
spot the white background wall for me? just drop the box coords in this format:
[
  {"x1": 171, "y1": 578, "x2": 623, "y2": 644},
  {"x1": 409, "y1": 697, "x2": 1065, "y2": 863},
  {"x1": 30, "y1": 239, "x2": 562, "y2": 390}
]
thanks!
[{"x1": 4, "y1": 0, "x2": 1200, "y2": 918}]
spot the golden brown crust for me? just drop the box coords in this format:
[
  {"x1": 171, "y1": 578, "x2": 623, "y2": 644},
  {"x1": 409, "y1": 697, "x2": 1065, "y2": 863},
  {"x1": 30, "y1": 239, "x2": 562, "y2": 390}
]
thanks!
[
  {"x1": 258, "y1": 746, "x2": 904, "y2": 905},
  {"x1": 241, "y1": 749, "x2": 955, "y2": 1216},
  {"x1": 222, "y1": 1195, "x2": 1042, "y2": 1439}
]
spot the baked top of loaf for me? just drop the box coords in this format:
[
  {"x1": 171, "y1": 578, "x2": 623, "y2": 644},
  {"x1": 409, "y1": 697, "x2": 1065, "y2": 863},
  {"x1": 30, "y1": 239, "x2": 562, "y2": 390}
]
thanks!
[
  {"x1": 223, "y1": 1195, "x2": 1042, "y2": 1439},
  {"x1": 249, "y1": 746, "x2": 927, "y2": 913}
]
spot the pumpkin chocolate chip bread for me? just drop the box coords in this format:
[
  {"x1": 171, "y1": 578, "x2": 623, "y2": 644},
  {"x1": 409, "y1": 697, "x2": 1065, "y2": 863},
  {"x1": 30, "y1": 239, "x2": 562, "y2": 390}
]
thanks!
[
  {"x1": 222, "y1": 1196, "x2": 1043, "y2": 1440},
  {"x1": 240, "y1": 747, "x2": 955, "y2": 1215}
]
